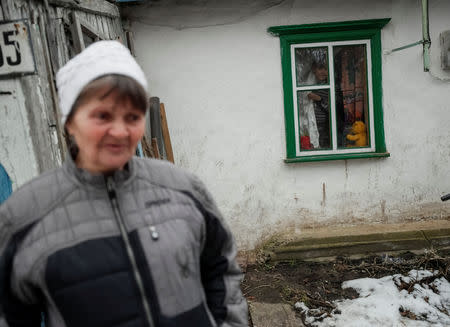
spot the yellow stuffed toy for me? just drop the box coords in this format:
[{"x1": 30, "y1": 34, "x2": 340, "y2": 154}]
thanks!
[{"x1": 346, "y1": 121, "x2": 367, "y2": 147}]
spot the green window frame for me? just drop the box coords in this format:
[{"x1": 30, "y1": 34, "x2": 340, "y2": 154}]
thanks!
[{"x1": 269, "y1": 19, "x2": 391, "y2": 163}]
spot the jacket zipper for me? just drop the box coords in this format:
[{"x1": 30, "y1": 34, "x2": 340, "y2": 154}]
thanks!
[{"x1": 106, "y1": 176, "x2": 155, "y2": 327}]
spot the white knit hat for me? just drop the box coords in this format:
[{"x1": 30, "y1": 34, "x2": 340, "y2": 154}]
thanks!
[{"x1": 56, "y1": 40, "x2": 148, "y2": 126}]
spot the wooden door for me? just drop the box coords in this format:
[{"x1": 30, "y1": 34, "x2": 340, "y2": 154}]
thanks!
[{"x1": 0, "y1": 0, "x2": 126, "y2": 184}]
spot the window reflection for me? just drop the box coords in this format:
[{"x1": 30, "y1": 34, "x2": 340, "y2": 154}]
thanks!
[
  {"x1": 333, "y1": 45, "x2": 369, "y2": 148},
  {"x1": 295, "y1": 47, "x2": 329, "y2": 87},
  {"x1": 295, "y1": 47, "x2": 331, "y2": 150},
  {"x1": 298, "y1": 89, "x2": 331, "y2": 150}
]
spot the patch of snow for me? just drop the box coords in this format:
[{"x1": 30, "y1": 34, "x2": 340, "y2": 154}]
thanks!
[{"x1": 295, "y1": 269, "x2": 450, "y2": 327}]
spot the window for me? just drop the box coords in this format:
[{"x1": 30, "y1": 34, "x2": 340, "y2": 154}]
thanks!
[{"x1": 269, "y1": 19, "x2": 391, "y2": 162}]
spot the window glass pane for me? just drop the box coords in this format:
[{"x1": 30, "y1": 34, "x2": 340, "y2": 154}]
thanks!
[
  {"x1": 295, "y1": 47, "x2": 329, "y2": 87},
  {"x1": 333, "y1": 44, "x2": 369, "y2": 148},
  {"x1": 297, "y1": 89, "x2": 331, "y2": 150}
]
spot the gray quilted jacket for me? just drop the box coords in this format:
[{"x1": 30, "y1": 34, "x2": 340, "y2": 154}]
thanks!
[{"x1": 0, "y1": 156, "x2": 248, "y2": 327}]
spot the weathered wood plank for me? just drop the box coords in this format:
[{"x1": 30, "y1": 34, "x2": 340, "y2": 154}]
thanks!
[
  {"x1": 2, "y1": 0, "x2": 18, "y2": 19},
  {"x1": 101, "y1": 15, "x2": 110, "y2": 39},
  {"x1": 95, "y1": 15, "x2": 104, "y2": 38},
  {"x1": 58, "y1": 6, "x2": 70, "y2": 23},
  {"x1": 70, "y1": 11, "x2": 84, "y2": 54},
  {"x1": 149, "y1": 97, "x2": 165, "y2": 159},
  {"x1": 102, "y1": 18, "x2": 116, "y2": 40},
  {"x1": 108, "y1": 17, "x2": 115, "y2": 38},
  {"x1": 46, "y1": 7, "x2": 64, "y2": 73},
  {"x1": 48, "y1": 0, "x2": 120, "y2": 18},
  {"x1": 56, "y1": 14, "x2": 70, "y2": 63},
  {"x1": 160, "y1": 103, "x2": 174, "y2": 163},
  {"x1": 19, "y1": 13, "x2": 62, "y2": 172},
  {"x1": 38, "y1": 13, "x2": 66, "y2": 161},
  {"x1": 88, "y1": 13, "x2": 102, "y2": 39},
  {"x1": 78, "y1": 10, "x2": 87, "y2": 25},
  {"x1": 116, "y1": 17, "x2": 125, "y2": 41},
  {"x1": 85, "y1": 11, "x2": 96, "y2": 33},
  {"x1": 80, "y1": 13, "x2": 107, "y2": 40},
  {"x1": 57, "y1": 7, "x2": 77, "y2": 59},
  {"x1": 95, "y1": 15, "x2": 105, "y2": 38},
  {"x1": 28, "y1": 0, "x2": 40, "y2": 24},
  {"x1": 126, "y1": 30, "x2": 135, "y2": 55},
  {"x1": 116, "y1": 17, "x2": 126, "y2": 42},
  {"x1": 30, "y1": 9, "x2": 38, "y2": 25},
  {"x1": 112, "y1": 17, "x2": 122, "y2": 40},
  {"x1": 50, "y1": 7, "x2": 70, "y2": 66},
  {"x1": 21, "y1": 14, "x2": 50, "y2": 164},
  {"x1": 151, "y1": 138, "x2": 161, "y2": 160},
  {"x1": 12, "y1": 0, "x2": 26, "y2": 16},
  {"x1": 91, "y1": 14, "x2": 102, "y2": 37},
  {"x1": 28, "y1": 0, "x2": 39, "y2": 12},
  {"x1": 17, "y1": 0, "x2": 30, "y2": 19},
  {"x1": 141, "y1": 135, "x2": 155, "y2": 158},
  {"x1": 105, "y1": 18, "x2": 112, "y2": 38},
  {"x1": 91, "y1": 14, "x2": 106, "y2": 40},
  {"x1": 0, "y1": 2, "x2": 4, "y2": 20},
  {"x1": 55, "y1": 6, "x2": 64, "y2": 19}
]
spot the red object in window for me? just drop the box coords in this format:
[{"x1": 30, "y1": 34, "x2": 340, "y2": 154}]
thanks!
[{"x1": 301, "y1": 136, "x2": 312, "y2": 150}]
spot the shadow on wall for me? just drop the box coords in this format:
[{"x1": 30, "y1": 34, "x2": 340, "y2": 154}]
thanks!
[{"x1": 0, "y1": 164, "x2": 12, "y2": 204}]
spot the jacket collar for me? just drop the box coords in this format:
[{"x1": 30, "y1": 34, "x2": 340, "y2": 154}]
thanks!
[{"x1": 63, "y1": 152, "x2": 135, "y2": 188}]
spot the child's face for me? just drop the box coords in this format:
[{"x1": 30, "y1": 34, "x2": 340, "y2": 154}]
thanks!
[{"x1": 313, "y1": 66, "x2": 328, "y2": 82}]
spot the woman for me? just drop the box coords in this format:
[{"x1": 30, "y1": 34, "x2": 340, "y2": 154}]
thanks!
[{"x1": 0, "y1": 41, "x2": 248, "y2": 327}]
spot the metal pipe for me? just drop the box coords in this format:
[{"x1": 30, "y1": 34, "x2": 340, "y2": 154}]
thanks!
[
  {"x1": 385, "y1": 40, "x2": 424, "y2": 54},
  {"x1": 422, "y1": 0, "x2": 431, "y2": 72}
]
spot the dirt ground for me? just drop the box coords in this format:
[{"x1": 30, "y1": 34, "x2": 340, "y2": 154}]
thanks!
[{"x1": 242, "y1": 251, "x2": 450, "y2": 326}]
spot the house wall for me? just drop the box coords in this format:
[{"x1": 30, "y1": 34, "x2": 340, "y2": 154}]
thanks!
[{"x1": 127, "y1": 0, "x2": 450, "y2": 249}]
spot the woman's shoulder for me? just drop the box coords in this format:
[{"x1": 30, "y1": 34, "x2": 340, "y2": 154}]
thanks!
[
  {"x1": 0, "y1": 166, "x2": 75, "y2": 228},
  {"x1": 131, "y1": 157, "x2": 216, "y2": 211},
  {"x1": 133, "y1": 157, "x2": 195, "y2": 190}
]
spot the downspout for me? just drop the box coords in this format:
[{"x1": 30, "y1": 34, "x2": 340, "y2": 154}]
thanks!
[{"x1": 422, "y1": 0, "x2": 431, "y2": 72}]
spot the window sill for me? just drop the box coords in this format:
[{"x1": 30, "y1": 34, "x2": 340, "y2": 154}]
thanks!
[{"x1": 284, "y1": 152, "x2": 390, "y2": 163}]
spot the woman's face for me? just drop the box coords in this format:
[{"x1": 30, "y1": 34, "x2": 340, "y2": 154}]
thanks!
[{"x1": 66, "y1": 89, "x2": 146, "y2": 174}]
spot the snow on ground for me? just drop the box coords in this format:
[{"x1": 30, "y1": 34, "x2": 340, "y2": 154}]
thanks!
[{"x1": 295, "y1": 269, "x2": 450, "y2": 327}]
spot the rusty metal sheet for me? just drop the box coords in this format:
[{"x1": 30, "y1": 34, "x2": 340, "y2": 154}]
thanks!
[{"x1": 0, "y1": 19, "x2": 36, "y2": 77}]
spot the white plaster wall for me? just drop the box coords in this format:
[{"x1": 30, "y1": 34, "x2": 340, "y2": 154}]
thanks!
[
  {"x1": 0, "y1": 80, "x2": 39, "y2": 190},
  {"x1": 130, "y1": 0, "x2": 450, "y2": 249}
]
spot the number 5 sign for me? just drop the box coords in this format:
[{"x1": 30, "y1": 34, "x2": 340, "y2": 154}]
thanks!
[{"x1": 0, "y1": 20, "x2": 35, "y2": 77}]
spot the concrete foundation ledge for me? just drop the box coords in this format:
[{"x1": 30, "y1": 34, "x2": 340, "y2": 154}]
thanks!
[
  {"x1": 262, "y1": 223, "x2": 450, "y2": 261},
  {"x1": 248, "y1": 302, "x2": 305, "y2": 327}
]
